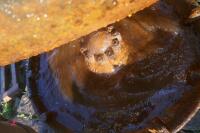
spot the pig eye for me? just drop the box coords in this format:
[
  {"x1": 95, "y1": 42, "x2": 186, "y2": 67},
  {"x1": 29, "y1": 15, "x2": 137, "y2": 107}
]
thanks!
[
  {"x1": 105, "y1": 47, "x2": 114, "y2": 57},
  {"x1": 94, "y1": 54, "x2": 104, "y2": 62},
  {"x1": 112, "y1": 38, "x2": 119, "y2": 47}
]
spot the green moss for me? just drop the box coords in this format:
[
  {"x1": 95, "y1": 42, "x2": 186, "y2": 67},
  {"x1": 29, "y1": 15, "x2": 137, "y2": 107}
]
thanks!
[{"x1": 0, "y1": 101, "x2": 14, "y2": 119}]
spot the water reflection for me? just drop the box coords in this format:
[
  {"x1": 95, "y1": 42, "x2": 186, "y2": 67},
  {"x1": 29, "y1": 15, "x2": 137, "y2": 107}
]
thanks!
[{"x1": 30, "y1": 1, "x2": 199, "y2": 132}]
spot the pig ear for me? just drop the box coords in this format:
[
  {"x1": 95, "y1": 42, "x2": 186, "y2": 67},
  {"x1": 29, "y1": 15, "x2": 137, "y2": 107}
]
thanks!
[
  {"x1": 107, "y1": 25, "x2": 115, "y2": 33},
  {"x1": 80, "y1": 48, "x2": 89, "y2": 57},
  {"x1": 80, "y1": 47, "x2": 87, "y2": 53}
]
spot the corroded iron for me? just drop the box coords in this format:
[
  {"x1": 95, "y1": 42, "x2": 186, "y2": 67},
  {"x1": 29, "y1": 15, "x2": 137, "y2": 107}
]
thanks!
[
  {"x1": 0, "y1": 0, "x2": 157, "y2": 66},
  {"x1": 28, "y1": 0, "x2": 200, "y2": 132}
]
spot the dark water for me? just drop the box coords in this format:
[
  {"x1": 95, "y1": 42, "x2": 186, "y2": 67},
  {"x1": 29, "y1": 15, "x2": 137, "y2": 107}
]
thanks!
[{"x1": 29, "y1": 1, "x2": 200, "y2": 133}]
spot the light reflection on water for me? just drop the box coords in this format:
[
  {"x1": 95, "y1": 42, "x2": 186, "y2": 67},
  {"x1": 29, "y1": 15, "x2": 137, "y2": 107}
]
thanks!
[{"x1": 29, "y1": 1, "x2": 200, "y2": 132}]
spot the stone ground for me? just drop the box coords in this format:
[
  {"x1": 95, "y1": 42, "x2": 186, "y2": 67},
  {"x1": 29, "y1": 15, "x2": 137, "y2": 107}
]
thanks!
[
  {"x1": 14, "y1": 93, "x2": 200, "y2": 133},
  {"x1": 14, "y1": 94, "x2": 55, "y2": 133}
]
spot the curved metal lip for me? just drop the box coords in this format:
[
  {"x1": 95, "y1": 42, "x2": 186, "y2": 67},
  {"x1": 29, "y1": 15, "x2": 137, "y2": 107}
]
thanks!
[
  {"x1": 134, "y1": 82, "x2": 200, "y2": 133},
  {"x1": 28, "y1": 56, "x2": 200, "y2": 133},
  {"x1": 27, "y1": 1, "x2": 200, "y2": 132}
]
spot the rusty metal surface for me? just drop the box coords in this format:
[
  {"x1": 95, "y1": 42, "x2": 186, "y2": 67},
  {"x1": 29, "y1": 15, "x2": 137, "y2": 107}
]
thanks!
[
  {"x1": 134, "y1": 1, "x2": 200, "y2": 132},
  {"x1": 0, "y1": 0, "x2": 157, "y2": 66},
  {"x1": 27, "y1": 1, "x2": 200, "y2": 132},
  {"x1": 134, "y1": 64, "x2": 200, "y2": 133}
]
